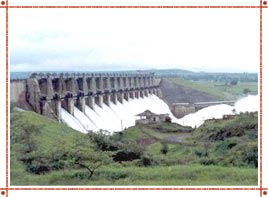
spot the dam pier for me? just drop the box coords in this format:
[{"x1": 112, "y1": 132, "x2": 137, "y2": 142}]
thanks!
[{"x1": 11, "y1": 72, "x2": 160, "y2": 123}]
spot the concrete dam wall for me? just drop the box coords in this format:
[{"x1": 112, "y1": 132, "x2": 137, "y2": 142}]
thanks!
[
  {"x1": 10, "y1": 72, "x2": 165, "y2": 133},
  {"x1": 10, "y1": 79, "x2": 26, "y2": 103}
]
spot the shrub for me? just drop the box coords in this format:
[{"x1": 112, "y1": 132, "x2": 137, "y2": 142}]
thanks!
[
  {"x1": 113, "y1": 151, "x2": 140, "y2": 162},
  {"x1": 89, "y1": 132, "x2": 118, "y2": 151},
  {"x1": 215, "y1": 138, "x2": 240, "y2": 153},
  {"x1": 165, "y1": 117, "x2": 172, "y2": 123},
  {"x1": 199, "y1": 158, "x2": 216, "y2": 166},
  {"x1": 243, "y1": 88, "x2": 251, "y2": 94},
  {"x1": 230, "y1": 80, "x2": 238, "y2": 85},
  {"x1": 138, "y1": 155, "x2": 154, "y2": 167},
  {"x1": 160, "y1": 143, "x2": 168, "y2": 155}
]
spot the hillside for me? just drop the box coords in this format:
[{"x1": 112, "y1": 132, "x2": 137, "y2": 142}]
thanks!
[
  {"x1": 159, "y1": 78, "x2": 219, "y2": 105},
  {"x1": 159, "y1": 77, "x2": 258, "y2": 107},
  {"x1": 191, "y1": 112, "x2": 258, "y2": 167},
  {"x1": 10, "y1": 109, "x2": 258, "y2": 185}
]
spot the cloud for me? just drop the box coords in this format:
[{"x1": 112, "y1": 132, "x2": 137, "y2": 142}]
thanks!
[{"x1": 10, "y1": 8, "x2": 259, "y2": 72}]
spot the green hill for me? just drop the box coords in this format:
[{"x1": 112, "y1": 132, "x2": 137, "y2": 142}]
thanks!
[
  {"x1": 165, "y1": 77, "x2": 258, "y2": 100},
  {"x1": 10, "y1": 110, "x2": 258, "y2": 186},
  {"x1": 191, "y1": 112, "x2": 258, "y2": 168}
]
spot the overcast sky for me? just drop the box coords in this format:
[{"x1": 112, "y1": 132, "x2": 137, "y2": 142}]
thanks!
[{"x1": 10, "y1": 8, "x2": 259, "y2": 73}]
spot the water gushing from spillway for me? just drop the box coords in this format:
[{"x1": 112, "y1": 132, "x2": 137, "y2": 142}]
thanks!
[
  {"x1": 60, "y1": 94, "x2": 258, "y2": 133},
  {"x1": 174, "y1": 95, "x2": 259, "y2": 127},
  {"x1": 61, "y1": 108, "x2": 87, "y2": 133}
]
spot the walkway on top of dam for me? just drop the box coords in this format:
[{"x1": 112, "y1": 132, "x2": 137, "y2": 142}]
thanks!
[{"x1": 10, "y1": 70, "x2": 157, "y2": 80}]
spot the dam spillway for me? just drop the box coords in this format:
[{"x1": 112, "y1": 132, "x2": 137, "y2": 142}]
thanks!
[
  {"x1": 10, "y1": 72, "x2": 259, "y2": 133},
  {"x1": 11, "y1": 72, "x2": 167, "y2": 133}
]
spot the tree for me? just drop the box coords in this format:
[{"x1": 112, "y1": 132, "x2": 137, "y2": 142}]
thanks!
[
  {"x1": 89, "y1": 130, "x2": 118, "y2": 151},
  {"x1": 10, "y1": 115, "x2": 43, "y2": 153},
  {"x1": 19, "y1": 122, "x2": 43, "y2": 153},
  {"x1": 10, "y1": 114, "x2": 46, "y2": 174},
  {"x1": 71, "y1": 149, "x2": 111, "y2": 179},
  {"x1": 230, "y1": 80, "x2": 238, "y2": 85},
  {"x1": 243, "y1": 88, "x2": 251, "y2": 94},
  {"x1": 69, "y1": 135, "x2": 112, "y2": 179}
]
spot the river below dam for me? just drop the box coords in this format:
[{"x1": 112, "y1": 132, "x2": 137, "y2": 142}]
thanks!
[
  {"x1": 61, "y1": 94, "x2": 259, "y2": 134},
  {"x1": 174, "y1": 94, "x2": 259, "y2": 128}
]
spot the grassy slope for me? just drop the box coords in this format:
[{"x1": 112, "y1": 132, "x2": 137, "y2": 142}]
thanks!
[
  {"x1": 190, "y1": 113, "x2": 258, "y2": 168},
  {"x1": 121, "y1": 123, "x2": 191, "y2": 141},
  {"x1": 10, "y1": 111, "x2": 84, "y2": 185},
  {"x1": 11, "y1": 111, "x2": 258, "y2": 186},
  {"x1": 192, "y1": 112, "x2": 258, "y2": 140},
  {"x1": 167, "y1": 77, "x2": 258, "y2": 100},
  {"x1": 12, "y1": 165, "x2": 257, "y2": 186}
]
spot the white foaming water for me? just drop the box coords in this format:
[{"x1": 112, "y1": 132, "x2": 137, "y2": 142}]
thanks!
[
  {"x1": 60, "y1": 94, "x2": 258, "y2": 133},
  {"x1": 73, "y1": 107, "x2": 99, "y2": 131},
  {"x1": 234, "y1": 95, "x2": 259, "y2": 113},
  {"x1": 111, "y1": 100, "x2": 136, "y2": 130},
  {"x1": 60, "y1": 108, "x2": 87, "y2": 133},
  {"x1": 94, "y1": 103, "x2": 123, "y2": 131},
  {"x1": 176, "y1": 95, "x2": 259, "y2": 128},
  {"x1": 175, "y1": 104, "x2": 234, "y2": 128},
  {"x1": 84, "y1": 105, "x2": 103, "y2": 129}
]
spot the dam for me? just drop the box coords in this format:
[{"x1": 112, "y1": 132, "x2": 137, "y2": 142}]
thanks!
[
  {"x1": 10, "y1": 72, "x2": 167, "y2": 133},
  {"x1": 10, "y1": 72, "x2": 258, "y2": 132}
]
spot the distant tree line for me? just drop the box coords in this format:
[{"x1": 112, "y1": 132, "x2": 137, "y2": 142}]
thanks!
[{"x1": 153, "y1": 69, "x2": 258, "y2": 83}]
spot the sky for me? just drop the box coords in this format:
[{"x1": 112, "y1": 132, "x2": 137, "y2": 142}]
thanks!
[{"x1": 10, "y1": 8, "x2": 260, "y2": 73}]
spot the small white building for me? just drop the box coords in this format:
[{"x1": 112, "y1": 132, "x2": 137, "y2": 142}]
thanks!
[{"x1": 135, "y1": 110, "x2": 171, "y2": 125}]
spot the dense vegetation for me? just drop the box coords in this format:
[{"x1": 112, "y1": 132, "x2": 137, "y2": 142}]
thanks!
[{"x1": 11, "y1": 108, "x2": 258, "y2": 186}]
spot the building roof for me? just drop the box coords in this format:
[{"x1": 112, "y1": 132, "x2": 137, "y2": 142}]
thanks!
[
  {"x1": 136, "y1": 110, "x2": 158, "y2": 117},
  {"x1": 136, "y1": 110, "x2": 169, "y2": 117}
]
